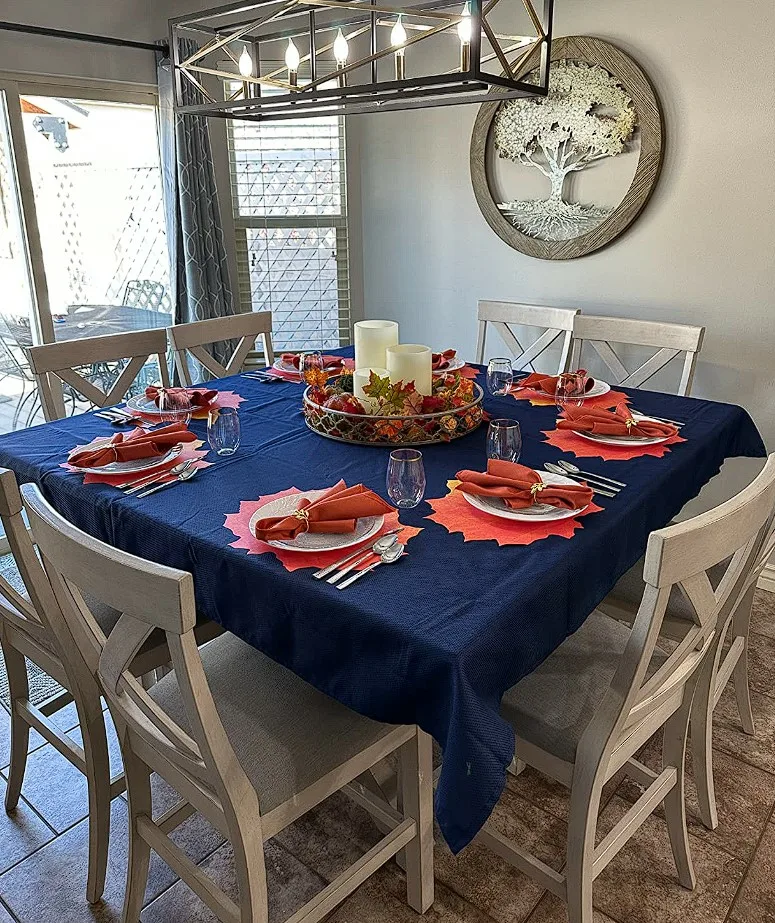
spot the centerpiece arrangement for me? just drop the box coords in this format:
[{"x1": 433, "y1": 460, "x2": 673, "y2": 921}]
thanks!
[{"x1": 302, "y1": 320, "x2": 484, "y2": 446}]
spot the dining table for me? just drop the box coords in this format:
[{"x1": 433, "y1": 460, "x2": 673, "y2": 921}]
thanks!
[{"x1": 0, "y1": 348, "x2": 765, "y2": 854}]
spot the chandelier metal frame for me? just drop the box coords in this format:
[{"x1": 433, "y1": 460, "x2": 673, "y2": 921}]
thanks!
[{"x1": 169, "y1": 0, "x2": 554, "y2": 121}]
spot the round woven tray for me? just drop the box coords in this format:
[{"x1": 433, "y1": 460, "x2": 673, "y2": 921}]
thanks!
[{"x1": 303, "y1": 383, "x2": 485, "y2": 446}]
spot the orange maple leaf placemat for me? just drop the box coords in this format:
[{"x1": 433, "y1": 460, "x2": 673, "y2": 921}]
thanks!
[
  {"x1": 426, "y1": 480, "x2": 603, "y2": 547},
  {"x1": 224, "y1": 486, "x2": 422, "y2": 573},
  {"x1": 543, "y1": 427, "x2": 686, "y2": 461}
]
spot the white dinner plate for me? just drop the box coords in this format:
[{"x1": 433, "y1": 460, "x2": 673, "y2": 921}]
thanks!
[
  {"x1": 573, "y1": 413, "x2": 673, "y2": 446},
  {"x1": 460, "y1": 470, "x2": 588, "y2": 522},
  {"x1": 582, "y1": 379, "x2": 610, "y2": 399},
  {"x1": 125, "y1": 393, "x2": 216, "y2": 418},
  {"x1": 432, "y1": 356, "x2": 465, "y2": 375},
  {"x1": 249, "y1": 488, "x2": 384, "y2": 552},
  {"x1": 273, "y1": 356, "x2": 348, "y2": 376},
  {"x1": 68, "y1": 442, "x2": 183, "y2": 475}
]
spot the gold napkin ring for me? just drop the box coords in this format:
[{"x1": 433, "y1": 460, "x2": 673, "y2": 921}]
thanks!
[
  {"x1": 530, "y1": 482, "x2": 545, "y2": 503},
  {"x1": 293, "y1": 508, "x2": 310, "y2": 532},
  {"x1": 625, "y1": 418, "x2": 634, "y2": 431}
]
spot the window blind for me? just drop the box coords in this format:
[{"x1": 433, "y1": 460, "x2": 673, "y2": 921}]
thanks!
[{"x1": 227, "y1": 101, "x2": 351, "y2": 353}]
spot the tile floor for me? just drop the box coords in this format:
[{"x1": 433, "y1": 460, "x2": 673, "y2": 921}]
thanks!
[{"x1": 0, "y1": 592, "x2": 773, "y2": 923}]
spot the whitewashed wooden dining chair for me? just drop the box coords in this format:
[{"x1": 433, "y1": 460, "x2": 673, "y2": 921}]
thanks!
[
  {"x1": 569, "y1": 315, "x2": 705, "y2": 396},
  {"x1": 599, "y1": 453, "x2": 775, "y2": 831},
  {"x1": 22, "y1": 482, "x2": 434, "y2": 923},
  {"x1": 169, "y1": 312, "x2": 275, "y2": 386},
  {"x1": 27, "y1": 329, "x2": 171, "y2": 421},
  {"x1": 0, "y1": 468, "x2": 222, "y2": 903},
  {"x1": 475, "y1": 301, "x2": 579, "y2": 373},
  {"x1": 475, "y1": 461, "x2": 775, "y2": 923}
]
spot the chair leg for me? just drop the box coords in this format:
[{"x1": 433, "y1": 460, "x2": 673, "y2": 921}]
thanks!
[
  {"x1": 663, "y1": 686, "x2": 697, "y2": 890},
  {"x1": 731, "y1": 587, "x2": 756, "y2": 736},
  {"x1": 121, "y1": 747, "x2": 153, "y2": 923},
  {"x1": 3, "y1": 642, "x2": 30, "y2": 811},
  {"x1": 400, "y1": 729, "x2": 434, "y2": 914},
  {"x1": 79, "y1": 704, "x2": 114, "y2": 904},
  {"x1": 565, "y1": 773, "x2": 603, "y2": 923},
  {"x1": 690, "y1": 652, "x2": 719, "y2": 831}
]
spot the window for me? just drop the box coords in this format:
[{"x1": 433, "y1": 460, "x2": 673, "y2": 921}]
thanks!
[{"x1": 227, "y1": 100, "x2": 351, "y2": 352}]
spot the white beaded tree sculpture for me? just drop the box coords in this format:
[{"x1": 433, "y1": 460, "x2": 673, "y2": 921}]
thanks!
[{"x1": 493, "y1": 60, "x2": 637, "y2": 241}]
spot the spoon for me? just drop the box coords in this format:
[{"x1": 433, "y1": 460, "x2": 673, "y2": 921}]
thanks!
[
  {"x1": 135, "y1": 464, "x2": 199, "y2": 498},
  {"x1": 326, "y1": 531, "x2": 400, "y2": 584},
  {"x1": 314, "y1": 529, "x2": 400, "y2": 580},
  {"x1": 555, "y1": 459, "x2": 626, "y2": 488},
  {"x1": 123, "y1": 460, "x2": 193, "y2": 494},
  {"x1": 338, "y1": 542, "x2": 405, "y2": 589},
  {"x1": 543, "y1": 463, "x2": 617, "y2": 498}
]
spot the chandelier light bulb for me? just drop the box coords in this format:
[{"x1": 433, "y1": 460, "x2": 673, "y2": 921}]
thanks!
[
  {"x1": 238, "y1": 45, "x2": 253, "y2": 77},
  {"x1": 285, "y1": 38, "x2": 301, "y2": 72},
  {"x1": 333, "y1": 29, "x2": 349, "y2": 65},
  {"x1": 457, "y1": 3, "x2": 472, "y2": 44},
  {"x1": 391, "y1": 15, "x2": 407, "y2": 49}
]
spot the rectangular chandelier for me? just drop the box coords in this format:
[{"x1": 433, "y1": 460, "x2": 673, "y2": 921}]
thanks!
[{"x1": 169, "y1": 0, "x2": 554, "y2": 121}]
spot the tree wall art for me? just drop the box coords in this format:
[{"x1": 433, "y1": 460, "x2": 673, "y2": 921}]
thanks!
[{"x1": 470, "y1": 37, "x2": 664, "y2": 260}]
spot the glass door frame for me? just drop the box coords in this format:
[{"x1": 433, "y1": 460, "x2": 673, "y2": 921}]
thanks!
[{"x1": 0, "y1": 71, "x2": 161, "y2": 350}]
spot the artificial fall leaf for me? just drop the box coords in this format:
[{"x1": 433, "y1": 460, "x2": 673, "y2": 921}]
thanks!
[{"x1": 363, "y1": 371, "x2": 420, "y2": 416}]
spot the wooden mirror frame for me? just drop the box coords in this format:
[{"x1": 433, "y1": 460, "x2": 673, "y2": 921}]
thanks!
[{"x1": 470, "y1": 36, "x2": 664, "y2": 261}]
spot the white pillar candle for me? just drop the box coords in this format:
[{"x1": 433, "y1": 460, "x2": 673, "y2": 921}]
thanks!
[
  {"x1": 386, "y1": 344, "x2": 433, "y2": 396},
  {"x1": 354, "y1": 320, "x2": 399, "y2": 370},
  {"x1": 353, "y1": 367, "x2": 389, "y2": 411}
]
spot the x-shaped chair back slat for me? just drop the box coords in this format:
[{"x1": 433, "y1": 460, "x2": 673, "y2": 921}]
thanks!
[
  {"x1": 476, "y1": 301, "x2": 578, "y2": 374},
  {"x1": 570, "y1": 315, "x2": 705, "y2": 396},
  {"x1": 170, "y1": 313, "x2": 274, "y2": 386},
  {"x1": 27, "y1": 330, "x2": 171, "y2": 421}
]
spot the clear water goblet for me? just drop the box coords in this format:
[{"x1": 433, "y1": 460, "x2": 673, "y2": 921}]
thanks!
[
  {"x1": 207, "y1": 407, "x2": 241, "y2": 456},
  {"x1": 486, "y1": 418, "x2": 522, "y2": 463},
  {"x1": 386, "y1": 449, "x2": 426, "y2": 509},
  {"x1": 487, "y1": 358, "x2": 513, "y2": 396}
]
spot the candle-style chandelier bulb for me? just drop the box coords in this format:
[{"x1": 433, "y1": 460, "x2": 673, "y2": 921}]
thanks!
[
  {"x1": 391, "y1": 15, "x2": 407, "y2": 48},
  {"x1": 285, "y1": 37, "x2": 300, "y2": 86},
  {"x1": 333, "y1": 29, "x2": 349, "y2": 65},
  {"x1": 457, "y1": 2, "x2": 472, "y2": 44},
  {"x1": 238, "y1": 44, "x2": 253, "y2": 77}
]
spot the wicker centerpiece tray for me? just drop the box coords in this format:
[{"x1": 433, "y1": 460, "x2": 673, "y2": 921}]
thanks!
[{"x1": 303, "y1": 383, "x2": 485, "y2": 446}]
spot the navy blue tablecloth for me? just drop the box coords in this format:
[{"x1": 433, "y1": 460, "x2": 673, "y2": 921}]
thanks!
[{"x1": 0, "y1": 357, "x2": 765, "y2": 852}]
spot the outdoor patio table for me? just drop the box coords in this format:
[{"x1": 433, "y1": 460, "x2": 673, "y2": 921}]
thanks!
[
  {"x1": 6, "y1": 305, "x2": 170, "y2": 347},
  {"x1": 0, "y1": 350, "x2": 765, "y2": 853}
]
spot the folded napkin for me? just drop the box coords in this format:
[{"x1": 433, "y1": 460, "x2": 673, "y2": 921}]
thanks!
[
  {"x1": 455, "y1": 459, "x2": 593, "y2": 511},
  {"x1": 557, "y1": 402, "x2": 678, "y2": 438},
  {"x1": 68, "y1": 423, "x2": 196, "y2": 469},
  {"x1": 281, "y1": 352, "x2": 349, "y2": 372},
  {"x1": 145, "y1": 386, "x2": 217, "y2": 408},
  {"x1": 253, "y1": 480, "x2": 393, "y2": 542},
  {"x1": 432, "y1": 349, "x2": 457, "y2": 370},
  {"x1": 514, "y1": 370, "x2": 594, "y2": 396}
]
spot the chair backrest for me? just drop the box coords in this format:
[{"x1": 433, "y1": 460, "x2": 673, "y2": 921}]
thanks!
[
  {"x1": 582, "y1": 453, "x2": 775, "y2": 771},
  {"x1": 475, "y1": 301, "x2": 579, "y2": 373},
  {"x1": 570, "y1": 314, "x2": 705, "y2": 396},
  {"x1": 21, "y1": 482, "x2": 257, "y2": 839},
  {"x1": 123, "y1": 280, "x2": 171, "y2": 313},
  {"x1": 27, "y1": 329, "x2": 171, "y2": 421},
  {"x1": 169, "y1": 312, "x2": 275, "y2": 386}
]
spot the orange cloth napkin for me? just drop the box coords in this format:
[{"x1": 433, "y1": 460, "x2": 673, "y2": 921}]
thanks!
[
  {"x1": 514, "y1": 371, "x2": 594, "y2": 396},
  {"x1": 455, "y1": 459, "x2": 593, "y2": 511},
  {"x1": 281, "y1": 353, "x2": 349, "y2": 372},
  {"x1": 557, "y1": 402, "x2": 678, "y2": 438},
  {"x1": 145, "y1": 386, "x2": 217, "y2": 408},
  {"x1": 432, "y1": 349, "x2": 457, "y2": 370},
  {"x1": 68, "y1": 424, "x2": 196, "y2": 468},
  {"x1": 252, "y1": 480, "x2": 394, "y2": 542}
]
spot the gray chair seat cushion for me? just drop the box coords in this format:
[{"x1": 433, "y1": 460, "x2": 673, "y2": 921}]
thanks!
[
  {"x1": 608, "y1": 557, "x2": 727, "y2": 621},
  {"x1": 150, "y1": 632, "x2": 396, "y2": 816},
  {"x1": 500, "y1": 612, "x2": 666, "y2": 763}
]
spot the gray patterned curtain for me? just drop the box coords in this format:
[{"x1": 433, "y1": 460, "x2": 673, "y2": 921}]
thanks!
[{"x1": 157, "y1": 47, "x2": 236, "y2": 368}]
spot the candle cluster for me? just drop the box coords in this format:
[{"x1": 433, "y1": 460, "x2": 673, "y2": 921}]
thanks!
[{"x1": 353, "y1": 320, "x2": 434, "y2": 409}]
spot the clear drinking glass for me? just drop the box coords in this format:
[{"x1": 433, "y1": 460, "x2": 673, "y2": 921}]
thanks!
[
  {"x1": 386, "y1": 449, "x2": 426, "y2": 509},
  {"x1": 301, "y1": 351, "x2": 325, "y2": 386},
  {"x1": 486, "y1": 357, "x2": 513, "y2": 396},
  {"x1": 555, "y1": 371, "x2": 589, "y2": 410},
  {"x1": 487, "y1": 418, "x2": 522, "y2": 463},
  {"x1": 207, "y1": 407, "x2": 241, "y2": 456},
  {"x1": 157, "y1": 388, "x2": 193, "y2": 425}
]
